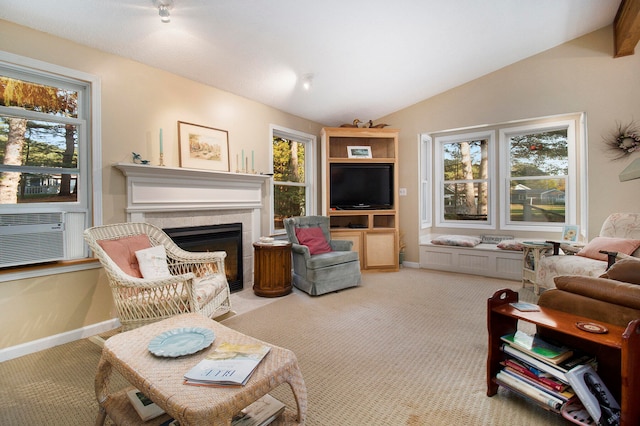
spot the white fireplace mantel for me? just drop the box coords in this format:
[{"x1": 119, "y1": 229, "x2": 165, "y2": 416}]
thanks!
[{"x1": 114, "y1": 163, "x2": 270, "y2": 214}]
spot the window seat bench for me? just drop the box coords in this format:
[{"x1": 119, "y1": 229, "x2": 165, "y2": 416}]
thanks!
[{"x1": 419, "y1": 235, "x2": 523, "y2": 281}]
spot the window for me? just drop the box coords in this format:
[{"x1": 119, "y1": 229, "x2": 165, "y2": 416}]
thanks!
[
  {"x1": 434, "y1": 131, "x2": 494, "y2": 228},
  {"x1": 0, "y1": 76, "x2": 82, "y2": 205},
  {"x1": 0, "y1": 51, "x2": 101, "y2": 275},
  {"x1": 426, "y1": 113, "x2": 584, "y2": 233},
  {"x1": 419, "y1": 134, "x2": 431, "y2": 229},
  {"x1": 500, "y1": 121, "x2": 573, "y2": 227},
  {"x1": 270, "y1": 126, "x2": 315, "y2": 234}
]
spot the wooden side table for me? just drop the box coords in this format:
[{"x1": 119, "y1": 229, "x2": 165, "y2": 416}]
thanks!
[
  {"x1": 253, "y1": 242, "x2": 292, "y2": 297},
  {"x1": 521, "y1": 241, "x2": 553, "y2": 294}
]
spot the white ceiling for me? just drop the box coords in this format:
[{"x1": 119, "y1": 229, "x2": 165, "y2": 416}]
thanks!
[{"x1": 0, "y1": 0, "x2": 621, "y2": 126}]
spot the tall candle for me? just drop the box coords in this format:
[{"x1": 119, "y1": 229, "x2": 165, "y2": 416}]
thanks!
[
  {"x1": 159, "y1": 128, "x2": 163, "y2": 154},
  {"x1": 252, "y1": 150, "x2": 254, "y2": 171}
]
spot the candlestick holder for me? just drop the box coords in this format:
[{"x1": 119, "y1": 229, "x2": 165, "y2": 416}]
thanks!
[{"x1": 159, "y1": 153, "x2": 165, "y2": 166}]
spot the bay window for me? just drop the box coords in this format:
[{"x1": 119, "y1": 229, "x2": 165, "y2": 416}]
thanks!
[{"x1": 425, "y1": 113, "x2": 584, "y2": 234}]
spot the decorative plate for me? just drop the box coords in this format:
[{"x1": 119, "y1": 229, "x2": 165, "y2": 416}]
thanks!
[
  {"x1": 148, "y1": 327, "x2": 215, "y2": 357},
  {"x1": 575, "y1": 321, "x2": 608, "y2": 334}
]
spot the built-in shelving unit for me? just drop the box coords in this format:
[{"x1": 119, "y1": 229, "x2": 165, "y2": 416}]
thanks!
[{"x1": 321, "y1": 127, "x2": 399, "y2": 271}]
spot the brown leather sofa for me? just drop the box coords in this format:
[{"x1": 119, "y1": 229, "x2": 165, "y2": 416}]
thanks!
[{"x1": 537, "y1": 258, "x2": 640, "y2": 327}]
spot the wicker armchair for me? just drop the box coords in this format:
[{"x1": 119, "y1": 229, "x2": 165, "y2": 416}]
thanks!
[{"x1": 84, "y1": 222, "x2": 231, "y2": 330}]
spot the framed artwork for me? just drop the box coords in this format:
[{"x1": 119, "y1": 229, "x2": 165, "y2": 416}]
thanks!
[
  {"x1": 347, "y1": 145, "x2": 372, "y2": 159},
  {"x1": 561, "y1": 225, "x2": 579, "y2": 242},
  {"x1": 178, "y1": 121, "x2": 230, "y2": 171}
]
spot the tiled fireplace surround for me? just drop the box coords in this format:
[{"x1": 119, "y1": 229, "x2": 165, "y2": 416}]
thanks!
[{"x1": 115, "y1": 163, "x2": 271, "y2": 289}]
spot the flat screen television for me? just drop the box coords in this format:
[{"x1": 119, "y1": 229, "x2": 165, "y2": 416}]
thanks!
[{"x1": 330, "y1": 163, "x2": 393, "y2": 210}]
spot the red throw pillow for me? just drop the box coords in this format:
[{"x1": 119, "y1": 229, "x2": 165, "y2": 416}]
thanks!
[
  {"x1": 576, "y1": 236, "x2": 640, "y2": 261},
  {"x1": 295, "y1": 227, "x2": 332, "y2": 255},
  {"x1": 97, "y1": 234, "x2": 152, "y2": 277}
]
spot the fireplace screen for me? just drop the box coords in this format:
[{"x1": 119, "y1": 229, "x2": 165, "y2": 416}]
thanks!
[{"x1": 164, "y1": 223, "x2": 243, "y2": 292}]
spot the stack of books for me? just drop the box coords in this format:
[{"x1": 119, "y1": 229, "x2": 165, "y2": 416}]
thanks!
[{"x1": 497, "y1": 330, "x2": 597, "y2": 413}]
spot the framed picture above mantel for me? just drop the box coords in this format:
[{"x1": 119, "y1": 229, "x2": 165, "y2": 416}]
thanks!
[{"x1": 178, "y1": 121, "x2": 230, "y2": 172}]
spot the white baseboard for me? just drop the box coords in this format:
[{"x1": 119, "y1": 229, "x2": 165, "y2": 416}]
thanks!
[
  {"x1": 0, "y1": 318, "x2": 120, "y2": 363},
  {"x1": 401, "y1": 261, "x2": 419, "y2": 269}
]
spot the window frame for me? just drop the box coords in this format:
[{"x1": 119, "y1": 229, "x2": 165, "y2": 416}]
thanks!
[
  {"x1": 423, "y1": 113, "x2": 586, "y2": 236},
  {"x1": 434, "y1": 130, "x2": 496, "y2": 230},
  {"x1": 0, "y1": 51, "x2": 102, "y2": 281},
  {"x1": 269, "y1": 125, "x2": 316, "y2": 235},
  {"x1": 419, "y1": 134, "x2": 431, "y2": 229},
  {"x1": 499, "y1": 119, "x2": 577, "y2": 232}
]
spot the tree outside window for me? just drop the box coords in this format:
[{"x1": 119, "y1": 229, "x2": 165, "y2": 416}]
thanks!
[
  {"x1": 272, "y1": 135, "x2": 306, "y2": 230},
  {"x1": 507, "y1": 129, "x2": 568, "y2": 223},
  {"x1": 0, "y1": 76, "x2": 80, "y2": 205},
  {"x1": 442, "y1": 138, "x2": 489, "y2": 221}
]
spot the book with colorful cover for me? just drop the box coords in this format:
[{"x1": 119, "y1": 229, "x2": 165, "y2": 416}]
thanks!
[
  {"x1": 184, "y1": 342, "x2": 270, "y2": 387},
  {"x1": 501, "y1": 366, "x2": 576, "y2": 402},
  {"x1": 565, "y1": 364, "x2": 620, "y2": 426},
  {"x1": 501, "y1": 331, "x2": 574, "y2": 364},
  {"x1": 502, "y1": 358, "x2": 569, "y2": 392},
  {"x1": 502, "y1": 343, "x2": 570, "y2": 383},
  {"x1": 496, "y1": 370, "x2": 564, "y2": 412}
]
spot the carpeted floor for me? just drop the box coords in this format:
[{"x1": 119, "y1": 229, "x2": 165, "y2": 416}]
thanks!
[{"x1": 0, "y1": 268, "x2": 566, "y2": 425}]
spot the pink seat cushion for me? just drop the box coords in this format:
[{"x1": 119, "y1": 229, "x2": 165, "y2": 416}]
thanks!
[
  {"x1": 295, "y1": 227, "x2": 332, "y2": 255},
  {"x1": 97, "y1": 235, "x2": 153, "y2": 278}
]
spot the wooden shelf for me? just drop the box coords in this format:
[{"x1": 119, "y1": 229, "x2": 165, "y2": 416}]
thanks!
[
  {"x1": 486, "y1": 288, "x2": 640, "y2": 425},
  {"x1": 322, "y1": 127, "x2": 400, "y2": 271}
]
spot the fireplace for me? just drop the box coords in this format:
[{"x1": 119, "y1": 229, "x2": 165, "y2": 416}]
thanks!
[
  {"x1": 115, "y1": 163, "x2": 270, "y2": 293},
  {"x1": 164, "y1": 223, "x2": 243, "y2": 292}
]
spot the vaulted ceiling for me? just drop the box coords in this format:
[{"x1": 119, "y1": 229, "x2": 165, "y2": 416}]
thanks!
[{"x1": 1, "y1": 0, "x2": 638, "y2": 126}]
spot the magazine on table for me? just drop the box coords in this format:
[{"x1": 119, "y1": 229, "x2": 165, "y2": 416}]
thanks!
[{"x1": 184, "y1": 342, "x2": 271, "y2": 387}]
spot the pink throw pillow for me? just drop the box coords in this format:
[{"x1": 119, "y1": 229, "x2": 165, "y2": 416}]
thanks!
[
  {"x1": 295, "y1": 227, "x2": 332, "y2": 255},
  {"x1": 97, "y1": 235, "x2": 152, "y2": 277},
  {"x1": 576, "y1": 236, "x2": 640, "y2": 261}
]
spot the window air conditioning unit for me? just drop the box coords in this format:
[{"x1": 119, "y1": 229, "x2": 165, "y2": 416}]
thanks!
[{"x1": 0, "y1": 212, "x2": 66, "y2": 268}]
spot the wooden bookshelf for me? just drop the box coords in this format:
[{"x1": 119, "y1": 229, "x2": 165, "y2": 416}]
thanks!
[
  {"x1": 321, "y1": 127, "x2": 399, "y2": 271},
  {"x1": 486, "y1": 288, "x2": 640, "y2": 425}
]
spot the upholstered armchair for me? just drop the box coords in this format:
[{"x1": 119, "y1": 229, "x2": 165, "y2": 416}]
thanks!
[
  {"x1": 84, "y1": 222, "x2": 231, "y2": 330},
  {"x1": 283, "y1": 216, "x2": 361, "y2": 296},
  {"x1": 536, "y1": 213, "x2": 640, "y2": 290}
]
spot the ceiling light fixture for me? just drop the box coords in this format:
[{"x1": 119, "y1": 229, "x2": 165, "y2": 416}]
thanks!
[
  {"x1": 302, "y1": 73, "x2": 314, "y2": 91},
  {"x1": 153, "y1": 0, "x2": 174, "y2": 23}
]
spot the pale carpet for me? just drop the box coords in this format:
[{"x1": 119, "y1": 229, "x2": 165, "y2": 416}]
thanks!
[{"x1": 0, "y1": 268, "x2": 565, "y2": 425}]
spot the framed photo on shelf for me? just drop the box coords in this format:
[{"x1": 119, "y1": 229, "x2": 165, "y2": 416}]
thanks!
[
  {"x1": 178, "y1": 121, "x2": 230, "y2": 171},
  {"x1": 347, "y1": 146, "x2": 372, "y2": 159},
  {"x1": 561, "y1": 225, "x2": 579, "y2": 242}
]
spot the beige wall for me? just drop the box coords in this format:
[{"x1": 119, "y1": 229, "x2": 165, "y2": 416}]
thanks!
[
  {"x1": 2, "y1": 20, "x2": 640, "y2": 349},
  {"x1": 0, "y1": 20, "x2": 323, "y2": 348},
  {"x1": 382, "y1": 26, "x2": 640, "y2": 265}
]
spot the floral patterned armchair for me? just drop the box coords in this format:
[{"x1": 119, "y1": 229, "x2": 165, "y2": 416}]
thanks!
[{"x1": 536, "y1": 213, "x2": 640, "y2": 290}]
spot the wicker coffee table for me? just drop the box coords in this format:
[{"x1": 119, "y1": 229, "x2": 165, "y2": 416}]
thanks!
[{"x1": 95, "y1": 313, "x2": 307, "y2": 425}]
